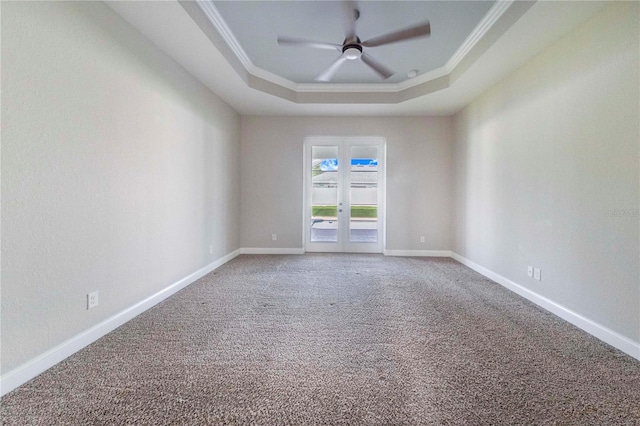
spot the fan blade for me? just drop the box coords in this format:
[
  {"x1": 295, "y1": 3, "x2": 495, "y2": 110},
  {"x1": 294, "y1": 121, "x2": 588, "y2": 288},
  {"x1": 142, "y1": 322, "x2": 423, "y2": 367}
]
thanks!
[
  {"x1": 361, "y1": 53, "x2": 394, "y2": 79},
  {"x1": 277, "y1": 36, "x2": 342, "y2": 51},
  {"x1": 341, "y1": 0, "x2": 359, "y2": 40},
  {"x1": 315, "y1": 55, "x2": 349, "y2": 82},
  {"x1": 361, "y1": 21, "x2": 431, "y2": 48}
]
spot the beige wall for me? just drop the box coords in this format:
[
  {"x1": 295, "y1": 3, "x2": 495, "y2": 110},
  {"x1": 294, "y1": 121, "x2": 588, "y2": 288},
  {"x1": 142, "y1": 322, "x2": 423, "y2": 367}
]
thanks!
[
  {"x1": 3, "y1": 0, "x2": 638, "y2": 385},
  {"x1": 452, "y1": 2, "x2": 639, "y2": 341},
  {"x1": 240, "y1": 116, "x2": 454, "y2": 251},
  {"x1": 1, "y1": 2, "x2": 241, "y2": 373}
]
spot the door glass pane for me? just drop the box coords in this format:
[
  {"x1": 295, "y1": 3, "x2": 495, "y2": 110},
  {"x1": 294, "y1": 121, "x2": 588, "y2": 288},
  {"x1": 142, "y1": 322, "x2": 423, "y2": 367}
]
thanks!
[
  {"x1": 311, "y1": 146, "x2": 339, "y2": 242},
  {"x1": 349, "y1": 146, "x2": 378, "y2": 243}
]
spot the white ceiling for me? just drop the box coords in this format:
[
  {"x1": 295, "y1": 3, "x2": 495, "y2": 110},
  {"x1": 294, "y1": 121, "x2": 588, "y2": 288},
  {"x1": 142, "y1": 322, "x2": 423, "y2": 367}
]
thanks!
[{"x1": 107, "y1": 1, "x2": 608, "y2": 116}]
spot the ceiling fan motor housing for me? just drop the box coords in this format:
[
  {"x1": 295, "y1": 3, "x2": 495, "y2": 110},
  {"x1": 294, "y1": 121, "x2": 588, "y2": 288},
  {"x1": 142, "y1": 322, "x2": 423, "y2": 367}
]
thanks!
[
  {"x1": 342, "y1": 37, "x2": 362, "y2": 60},
  {"x1": 343, "y1": 45, "x2": 362, "y2": 60}
]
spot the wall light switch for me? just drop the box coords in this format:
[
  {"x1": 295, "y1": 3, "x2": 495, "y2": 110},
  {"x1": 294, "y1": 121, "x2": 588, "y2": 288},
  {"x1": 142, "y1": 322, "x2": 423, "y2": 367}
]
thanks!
[{"x1": 533, "y1": 268, "x2": 541, "y2": 281}]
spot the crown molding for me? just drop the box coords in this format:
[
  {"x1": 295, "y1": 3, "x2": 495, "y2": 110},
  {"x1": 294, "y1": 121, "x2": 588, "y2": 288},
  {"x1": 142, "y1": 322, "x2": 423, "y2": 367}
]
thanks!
[
  {"x1": 251, "y1": 65, "x2": 299, "y2": 92},
  {"x1": 196, "y1": 0, "x2": 253, "y2": 69},
  {"x1": 195, "y1": 0, "x2": 520, "y2": 102},
  {"x1": 296, "y1": 82, "x2": 399, "y2": 93},
  {"x1": 445, "y1": 0, "x2": 514, "y2": 73}
]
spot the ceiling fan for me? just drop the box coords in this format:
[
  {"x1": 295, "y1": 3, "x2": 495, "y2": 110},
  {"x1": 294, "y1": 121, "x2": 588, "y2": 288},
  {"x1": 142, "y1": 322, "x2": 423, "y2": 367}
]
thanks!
[{"x1": 277, "y1": 1, "x2": 431, "y2": 82}]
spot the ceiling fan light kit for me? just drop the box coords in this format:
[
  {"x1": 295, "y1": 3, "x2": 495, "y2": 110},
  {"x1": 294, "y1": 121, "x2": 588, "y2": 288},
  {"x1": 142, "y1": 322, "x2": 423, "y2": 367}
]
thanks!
[
  {"x1": 277, "y1": 1, "x2": 430, "y2": 83},
  {"x1": 343, "y1": 46, "x2": 362, "y2": 60}
]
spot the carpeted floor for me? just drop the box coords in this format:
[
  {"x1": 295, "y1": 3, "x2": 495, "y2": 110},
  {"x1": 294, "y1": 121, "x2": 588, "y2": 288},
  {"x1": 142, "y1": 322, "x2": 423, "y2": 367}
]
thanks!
[{"x1": 1, "y1": 254, "x2": 639, "y2": 425}]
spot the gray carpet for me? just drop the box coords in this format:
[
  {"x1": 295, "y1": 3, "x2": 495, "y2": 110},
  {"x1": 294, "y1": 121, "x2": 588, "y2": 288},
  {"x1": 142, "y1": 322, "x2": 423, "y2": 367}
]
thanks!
[{"x1": 1, "y1": 254, "x2": 639, "y2": 425}]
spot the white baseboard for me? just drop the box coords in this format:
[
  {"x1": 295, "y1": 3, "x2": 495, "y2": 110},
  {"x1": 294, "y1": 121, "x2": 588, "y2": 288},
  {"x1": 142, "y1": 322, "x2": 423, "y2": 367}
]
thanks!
[
  {"x1": 4, "y1": 248, "x2": 637, "y2": 397},
  {"x1": 450, "y1": 252, "x2": 640, "y2": 361},
  {"x1": 384, "y1": 249, "x2": 452, "y2": 257},
  {"x1": 0, "y1": 249, "x2": 241, "y2": 397},
  {"x1": 240, "y1": 247, "x2": 305, "y2": 255}
]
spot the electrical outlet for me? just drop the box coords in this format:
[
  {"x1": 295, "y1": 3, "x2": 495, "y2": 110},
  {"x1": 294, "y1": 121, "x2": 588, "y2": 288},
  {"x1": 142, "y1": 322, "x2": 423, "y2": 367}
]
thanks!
[
  {"x1": 87, "y1": 291, "x2": 99, "y2": 309},
  {"x1": 527, "y1": 266, "x2": 533, "y2": 278},
  {"x1": 209, "y1": 245, "x2": 213, "y2": 254},
  {"x1": 534, "y1": 268, "x2": 541, "y2": 281},
  {"x1": 420, "y1": 236, "x2": 425, "y2": 243},
  {"x1": 272, "y1": 234, "x2": 277, "y2": 241}
]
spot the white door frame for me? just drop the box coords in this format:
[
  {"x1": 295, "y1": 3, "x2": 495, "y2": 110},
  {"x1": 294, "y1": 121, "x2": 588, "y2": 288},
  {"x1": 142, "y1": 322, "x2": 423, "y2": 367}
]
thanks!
[{"x1": 303, "y1": 136, "x2": 386, "y2": 253}]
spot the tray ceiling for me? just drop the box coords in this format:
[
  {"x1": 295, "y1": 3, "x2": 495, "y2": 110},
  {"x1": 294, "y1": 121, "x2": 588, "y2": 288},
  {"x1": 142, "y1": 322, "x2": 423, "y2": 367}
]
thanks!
[
  {"x1": 107, "y1": 1, "x2": 610, "y2": 115},
  {"x1": 211, "y1": 1, "x2": 495, "y2": 85}
]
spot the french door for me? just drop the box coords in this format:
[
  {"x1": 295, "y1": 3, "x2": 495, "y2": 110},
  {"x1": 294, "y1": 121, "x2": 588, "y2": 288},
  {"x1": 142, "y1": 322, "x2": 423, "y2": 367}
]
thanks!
[{"x1": 304, "y1": 137, "x2": 385, "y2": 253}]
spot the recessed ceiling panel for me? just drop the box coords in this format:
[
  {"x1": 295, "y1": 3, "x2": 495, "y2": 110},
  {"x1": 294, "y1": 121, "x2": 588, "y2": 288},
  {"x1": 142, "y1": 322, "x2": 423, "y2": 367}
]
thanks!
[{"x1": 212, "y1": 1, "x2": 495, "y2": 84}]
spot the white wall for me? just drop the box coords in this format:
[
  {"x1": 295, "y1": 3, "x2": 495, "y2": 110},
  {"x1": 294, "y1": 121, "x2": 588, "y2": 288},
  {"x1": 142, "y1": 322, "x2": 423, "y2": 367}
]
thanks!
[
  {"x1": 452, "y1": 2, "x2": 639, "y2": 343},
  {"x1": 1, "y1": 1, "x2": 241, "y2": 374},
  {"x1": 240, "y1": 116, "x2": 454, "y2": 251}
]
